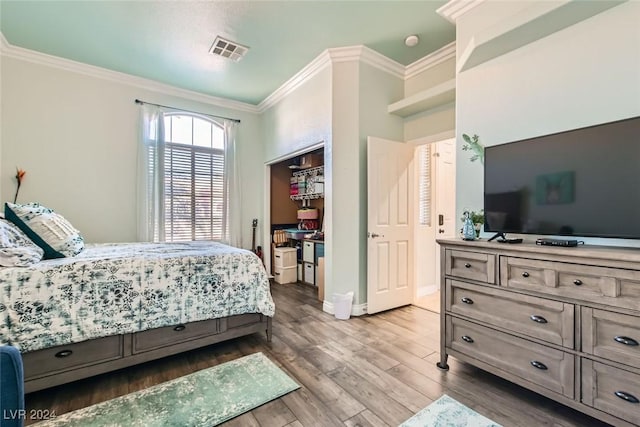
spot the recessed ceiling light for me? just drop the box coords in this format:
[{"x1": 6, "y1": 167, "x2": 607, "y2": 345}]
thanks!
[
  {"x1": 209, "y1": 36, "x2": 249, "y2": 62},
  {"x1": 405, "y1": 35, "x2": 420, "y2": 47}
]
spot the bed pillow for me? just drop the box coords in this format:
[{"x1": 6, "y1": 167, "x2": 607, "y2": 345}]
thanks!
[
  {"x1": 4, "y1": 202, "x2": 84, "y2": 259},
  {"x1": 0, "y1": 218, "x2": 44, "y2": 267}
]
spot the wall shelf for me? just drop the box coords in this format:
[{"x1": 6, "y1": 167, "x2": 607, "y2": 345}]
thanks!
[
  {"x1": 388, "y1": 79, "x2": 455, "y2": 118},
  {"x1": 457, "y1": 0, "x2": 627, "y2": 72}
]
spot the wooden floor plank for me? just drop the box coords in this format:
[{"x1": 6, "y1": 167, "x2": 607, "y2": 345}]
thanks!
[
  {"x1": 343, "y1": 409, "x2": 390, "y2": 427},
  {"x1": 326, "y1": 366, "x2": 413, "y2": 426}
]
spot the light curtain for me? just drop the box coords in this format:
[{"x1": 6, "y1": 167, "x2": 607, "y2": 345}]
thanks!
[
  {"x1": 137, "y1": 104, "x2": 166, "y2": 242},
  {"x1": 222, "y1": 120, "x2": 241, "y2": 247}
]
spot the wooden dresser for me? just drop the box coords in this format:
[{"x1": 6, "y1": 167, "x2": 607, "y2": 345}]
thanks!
[{"x1": 438, "y1": 239, "x2": 640, "y2": 427}]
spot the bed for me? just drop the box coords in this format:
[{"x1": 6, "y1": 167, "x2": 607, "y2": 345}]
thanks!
[{"x1": 0, "y1": 241, "x2": 275, "y2": 393}]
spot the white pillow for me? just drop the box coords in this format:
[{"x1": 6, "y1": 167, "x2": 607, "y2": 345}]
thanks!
[
  {"x1": 0, "y1": 218, "x2": 44, "y2": 267},
  {"x1": 4, "y1": 202, "x2": 84, "y2": 259}
]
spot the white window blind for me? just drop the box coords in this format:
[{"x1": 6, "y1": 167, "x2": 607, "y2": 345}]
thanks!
[
  {"x1": 418, "y1": 144, "x2": 432, "y2": 226},
  {"x1": 163, "y1": 114, "x2": 225, "y2": 242}
]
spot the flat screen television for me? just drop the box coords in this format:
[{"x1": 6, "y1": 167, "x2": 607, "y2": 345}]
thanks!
[{"x1": 484, "y1": 115, "x2": 640, "y2": 239}]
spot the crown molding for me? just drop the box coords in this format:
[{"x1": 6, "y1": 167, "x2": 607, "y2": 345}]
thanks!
[
  {"x1": 0, "y1": 32, "x2": 260, "y2": 114},
  {"x1": 405, "y1": 42, "x2": 456, "y2": 80},
  {"x1": 259, "y1": 45, "x2": 405, "y2": 112},
  {"x1": 437, "y1": 0, "x2": 486, "y2": 24},
  {"x1": 257, "y1": 50, "x2": 331, "y2": 113},
  {"x1": 328, "y1": 45, "x2": 405, "y2": 79}
]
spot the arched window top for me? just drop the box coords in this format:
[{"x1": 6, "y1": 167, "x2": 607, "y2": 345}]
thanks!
[{"x1": 163, "y1": 113, "x2": 224, "y2": 150}]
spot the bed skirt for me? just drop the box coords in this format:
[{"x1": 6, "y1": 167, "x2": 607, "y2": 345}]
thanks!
[{"x1": 22, "y1": 313, "x2": 272, "y2": 393}]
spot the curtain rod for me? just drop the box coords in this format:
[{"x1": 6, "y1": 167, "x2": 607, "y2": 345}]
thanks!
[{"x1": 134, "y1": 99, "x2": 241, "y2": 123}]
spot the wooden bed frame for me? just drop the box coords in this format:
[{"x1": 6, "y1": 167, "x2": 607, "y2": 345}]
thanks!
[{"x1": 23, "y1": 313, "x2": 272, "y2": 393}]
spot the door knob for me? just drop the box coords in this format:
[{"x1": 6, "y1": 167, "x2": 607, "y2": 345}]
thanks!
[
  {"x1": 368, "y1": 232, "x2": 383, "y2": 238},
  {"x1": 438, "y1": 229, "x2": 445, "y2": 234}
]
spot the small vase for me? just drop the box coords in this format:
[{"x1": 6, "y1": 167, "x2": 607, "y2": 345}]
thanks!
[{"x1": 474, "y1": 223, "x2": 482, "y2": 239}]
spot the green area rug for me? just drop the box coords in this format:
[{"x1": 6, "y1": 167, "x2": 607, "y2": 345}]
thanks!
[
  {"x1": 34, "y1": 352, "x2": 299, "y2": 427},
  {"x1": 400, "y1": 394, "x2": 502, "y2": 427}
]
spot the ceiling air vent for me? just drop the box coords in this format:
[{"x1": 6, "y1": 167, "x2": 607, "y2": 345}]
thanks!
[{"x1": 209, "y1": 36, "x2": 249, "y2": 62}]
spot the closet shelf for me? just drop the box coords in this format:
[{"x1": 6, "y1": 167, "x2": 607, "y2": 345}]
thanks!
[
  {"x1": 290, "y1": 165, "x2": 324, "y2": 201},
  {"x1": 457, "y1": 0, "x2": 625, "y2": 72},
  {"x1": 387, "y1": 79, "x2": 455, "y2": 118}
]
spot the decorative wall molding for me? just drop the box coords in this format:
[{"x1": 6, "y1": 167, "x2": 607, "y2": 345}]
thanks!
[
  {"x1": 437, "y1": 0, "x2": 486, "y2": 24},
  {"x1": 259, "y1": 45, "x2": 405, "y2": 113},
  {"x1": 405, "y1": 42, "x2": 456, "y2": 80},
  {"x1": 0, "y1": 32, "x2": 260, "y2": 114},
  {"x1": 1, "y1": 32, "x2": 455, "y2": 117},
  {"x1": 327, "y1": 45, "x2": 405, "y2": 79},
  {"x1": 257, "y1": 50, "x2": 332, "y2": 113}
]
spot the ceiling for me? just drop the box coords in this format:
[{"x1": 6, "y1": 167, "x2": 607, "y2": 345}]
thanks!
[{"x1": 0, "y1": 1, "x2": 455, "y2": 106}]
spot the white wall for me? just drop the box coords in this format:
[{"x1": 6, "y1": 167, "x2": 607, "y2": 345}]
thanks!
[
  {"x1": 404, "y1": 58, "x2": 456, "y2": 142},
  {"x1": 456, "y1": 1, "x2": 640, "y2": 246},
  {"x1": 261, "y1": 66, "x2": 332, "y2": 162},
  {"x1": 0, "y1": 56, "x2": 263, "y2": 247}
]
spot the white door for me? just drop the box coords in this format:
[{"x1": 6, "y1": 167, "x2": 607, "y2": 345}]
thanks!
[{"x1": 367, "y1": 137, "x2": 414, "y2": 314}]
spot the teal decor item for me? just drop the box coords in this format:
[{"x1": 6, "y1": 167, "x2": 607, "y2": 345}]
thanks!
[
  {"x1": 462, "y1": 211, "x2": 477, "y2": 240},
  {"x1": 33, "y1": 352, "x2": 300, "y2": 427},
  {"x1": 400, "y1": 394, "x2": 502, "y2": 427},
  {"x1": 462, "y1": 134, "x2": 485, "y2": 164}
]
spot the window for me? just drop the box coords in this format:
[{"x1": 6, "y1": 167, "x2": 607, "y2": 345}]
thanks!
[
  {"x1": 418, "y1": 144, "x2": 432, "y2": 226},
  {"x1": 162, "y1": 113, "x2": 225, "y2": 241}
]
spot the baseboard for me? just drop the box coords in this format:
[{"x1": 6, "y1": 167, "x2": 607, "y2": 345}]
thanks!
[
  {"x1": 417, "y1": 285, "x2": 439, "y2": 297},
  {"x1": 322, "y1": 300, "x2": 367, "y2": 317}
]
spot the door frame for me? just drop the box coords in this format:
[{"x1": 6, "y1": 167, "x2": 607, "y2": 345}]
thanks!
[
  {"x1": 407, "y1": 133, "x2": 456, "y2": 306},
  {"x1": 263, "y1": 141, "x2": 325, "y2": 276}
]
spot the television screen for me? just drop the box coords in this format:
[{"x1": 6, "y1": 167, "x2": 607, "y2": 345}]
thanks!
[{"x1": 484, "y1": 115, "x2": 640, "y2": 239}]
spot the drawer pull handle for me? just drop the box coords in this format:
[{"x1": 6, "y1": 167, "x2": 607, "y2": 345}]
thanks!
[
  {"x1": 530, "y1": 360, "x2": 548, "y2": 370},
  {"x1": 464, "y1": 263, "x2": 471, "y2": 268},
  {"x1": 461, "y1": 297, "x2": 474, "y2": 305},
  {"x1": 530, "y1": 315, "x2": 548, "y2": 324},
  {"x1": 461, "y1": 335, "x2": 474, "y2": 343},
  {"x1": 275, "y1": 255, "x2": 281, "y2": 258},
  {"x1": 522, "y1": 272, "x2": 530, "y2": 278},
  {"x1": 573, "y1": 279, "x2": 583, "y2": 286},
  {"x1": 615, "y1": 391, "x2": 640, "y2": 404},
  {"x1": 54, "y1": 349, "x2": 73, "y2": 358},
  {"x1": 173, "y1": 324, "x2": 186, "y2": 332},
  {"x1": 614, "y1": 336, "x2": 639, "y2": 346}
]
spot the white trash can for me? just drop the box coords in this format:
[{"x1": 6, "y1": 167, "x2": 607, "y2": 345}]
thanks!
[{"x1": 333, "y1": 291, "x2": 354, "y2": 320}]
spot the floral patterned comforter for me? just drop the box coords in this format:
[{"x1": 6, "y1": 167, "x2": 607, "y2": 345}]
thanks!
[{"x1": 0, "y1": 242, "x2": 275, "y2": 353}]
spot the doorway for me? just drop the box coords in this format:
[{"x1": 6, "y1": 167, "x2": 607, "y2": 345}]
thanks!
[{"x1": 413, "y1": 138, "x2": 456, "y2": 312}]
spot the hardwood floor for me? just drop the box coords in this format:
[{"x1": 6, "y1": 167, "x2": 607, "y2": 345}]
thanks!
[{"x1": 25, "y1": 282, "x2": 611, "y2": 427}]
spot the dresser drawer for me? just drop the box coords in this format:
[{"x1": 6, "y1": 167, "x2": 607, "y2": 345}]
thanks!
[
  {"x1": 23, "y1": 335, "x2": 124, "y2": 379},
  {"x1": 133, "y1": 318, "x2": 219, "y2": 353},
  {"x1": 447, "y1": 280, "x2": 574, "y2": 348},
  {"x1": 447, "y1": 316, "x2": 574, "y2": 398},
  {"x1": 582, "y1": 359, "x2": 640, "y2": 426},
  {"x1": 500, "y1": 256, "x2": 640, "y2": 310},
  {"x1": 583, "y1": 307, "x2": 640, "y2": 368},
  {"x1": 445, "y1": 249, "x2": 496, "y2": 284}
]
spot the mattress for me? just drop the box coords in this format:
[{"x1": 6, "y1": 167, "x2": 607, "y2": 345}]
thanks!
[{"x1": 0, "y1": 241, "x2": 275, "y2": 352}]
